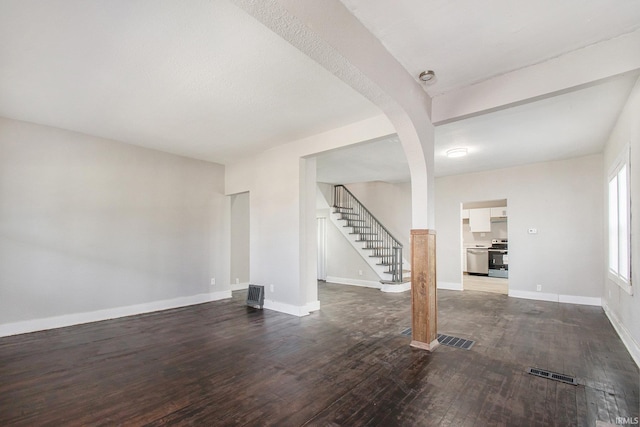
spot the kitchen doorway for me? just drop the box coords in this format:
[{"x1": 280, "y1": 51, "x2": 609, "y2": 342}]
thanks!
[{"x1": 461, "y1": 199, "x2": 508, "y2": 295}]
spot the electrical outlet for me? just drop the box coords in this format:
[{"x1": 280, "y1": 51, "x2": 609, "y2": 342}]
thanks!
[
  {"x1": 536, "y1": 284, "x2": 542, "y2": 292},
  {"x1": 210, "y1": 278, "x2": 215, "y2": 286},
  {"x1": 270, "y1": 284, "x2": 274, "y2": 292},
  {"x1": 358, "y1": 270, "x2": 363, "y2": 276},
  {"x1": 235, "y1": 278, "x2": 240, "y2": 285},
  {"x1": 528, "y1": 228, "x2": 538, "y2": 234}
]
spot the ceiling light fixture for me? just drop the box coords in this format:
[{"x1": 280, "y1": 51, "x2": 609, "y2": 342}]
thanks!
[
  {"x1": 419, "y1": 70, "x2": 436, "y2": 82},
  {"x1": 446, "y1": 147, "x2": 468, "y2": 158}
]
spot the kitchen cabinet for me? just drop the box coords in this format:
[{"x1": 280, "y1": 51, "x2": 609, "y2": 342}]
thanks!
[
  {"x1": 461, "y1": 209, "x2": 470, "y2": 219},
  {"x1": 469, "y1": 208, "x2": 491, "y2": 232},
  {"x1": 490, "y1": 207, "x2": 508, "y2": 218}
]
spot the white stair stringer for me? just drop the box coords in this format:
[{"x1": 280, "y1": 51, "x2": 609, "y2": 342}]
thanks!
[{"x1": 329, "y1": 210, "x2": 411, "y2": 285}]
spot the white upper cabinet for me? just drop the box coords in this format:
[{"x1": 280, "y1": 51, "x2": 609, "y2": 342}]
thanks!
[
  {"x1": 490, "y1": 207, "x2": 508, "y2": 218},
  {"x1": 469, "y1": 208, "x2": 491, "y2": 232},
  {"x1": 461, "y1": 209, "x2": 470, "y2": 219}
]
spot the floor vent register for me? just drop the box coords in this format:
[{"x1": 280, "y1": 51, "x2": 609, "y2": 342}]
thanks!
[
  {"x1": 527, "y1": 367, "x2": 578, "y2": 385},
  {"x1": 401, "y1": 329, "x2": 475, "y2": 350}
]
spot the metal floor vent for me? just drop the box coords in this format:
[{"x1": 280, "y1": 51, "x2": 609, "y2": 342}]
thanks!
[
  {"x1": 437, "y1": 334, "x2": 475, "y2": 350},
  {"x1": 527, "y1": 367, "x2": 578, "y2": 386},
  {"x1": 400, "y1": 329, "x2": 475, "y2": 350},
  {"x1": 246, "y1": 284, "x2": 264, "y2": 309}
]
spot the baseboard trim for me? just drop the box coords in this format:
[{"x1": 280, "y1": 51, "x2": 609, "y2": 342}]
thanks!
[
  {"x1": 325, "y1": 276, "x2": 381, "y2": 289},
  {"x1": 438, "y1": 281, "x2": 463, "y2": 291},
  {"x1": 509, "y1": 290, "x2": 558, "y2": 302},
  {"x1": 231, "y1": 282, "x2": 250, "y2": 291},
  {"x1": 0, "y1": 291, "x2": 233, "y2": 338},
  {"x1": 602, "y1": 302, "x2": 640, "y2": 368},
  {"x1": 381, "y1": 282, "x2": 411, "y2": 293},
  {"x1": 306, "y1": 300, "x2": 321, "y2": 313},
  {"x1": 558, "y1": 294, "x2": 602, "y2": 306},
  {"x1": 508, "y1": 290, "x2": 602, "y2": 306},
  {"x1": 263, "y1": 300, "x2": 311, "y2": 317}
]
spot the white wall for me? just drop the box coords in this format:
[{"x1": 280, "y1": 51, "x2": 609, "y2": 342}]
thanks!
[
  {"x1": 321, "y1": 206, "x2": 381, "y2": 284},
  {"x1": 0, "y1": 118, "x2": 229, "y2": 334},
  {"x1": 436, "y1": 154, "x2": 604, "y2": 303},
  {"x1": 344, "y1": 181, "x2": 412, "y2": 250},
  {"x1": 318, "y1": 180, "x2": 412, "y2": 287},
  {"x1": 602, "y1": 76, "x2": 640, "y2": 366},
  {"x1": 231, "y1": 0, "x2": 436, "y2": 228},
  {"x1": 230, "y1": 192, "x2": 250, "y2": 287},
  {"x1": 225, "y1": 115, "x2": 396, "y2": 315},
  {"x1": 462, "y1": 220, "x2": 508, "y2": 248}
]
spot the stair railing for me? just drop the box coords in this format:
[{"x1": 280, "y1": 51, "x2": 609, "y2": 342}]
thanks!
[{"x1": 333, "y1": 185, "x2": 404, "y2": 282}]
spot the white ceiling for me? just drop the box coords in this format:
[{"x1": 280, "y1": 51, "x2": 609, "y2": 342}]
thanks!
[
  {"x1": 318, "y1": 0, "x2": 640, "y2": 182},
  {"x1": 339, "y1": 0, "x2": 640, "y2": 95},
  {"x1": 316, "y1": 136, "x2": 408, "y2": 184},
  {"x1": 1, "y1": 0, "x2": 639, "y2": 180},
  {"x1": 434, "y1": 73, "x2": 639, "y2": 177},
  {"x1": 317, "y1": 72, "x2": 639, "y2": 182},
  {"x1": 0, "y1": 0, "x2": 380, "y2": 164}
]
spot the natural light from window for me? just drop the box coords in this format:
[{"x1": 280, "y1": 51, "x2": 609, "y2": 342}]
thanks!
[{"x1": 608, "y1": 146, "x2": 631, "y2": 293}]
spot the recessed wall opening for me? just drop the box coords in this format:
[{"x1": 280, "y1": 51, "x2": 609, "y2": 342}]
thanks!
[
  {"x1": 230, "y1": 191, "x2": 250, "y2": 291},
  {"x1": 461, "y1": 199, "x2": 508, "y2": 295}
]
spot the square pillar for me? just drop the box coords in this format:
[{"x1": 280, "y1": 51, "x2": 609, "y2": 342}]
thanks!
[{"x1": 410, "y1": 229, "x2": 438, "y2": 351}]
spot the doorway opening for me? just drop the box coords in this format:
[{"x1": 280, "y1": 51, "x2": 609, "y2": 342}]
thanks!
[
  {"x1": 317, "y1": 217, "x2": 327, "y2": 281},
  {"x1": 461, "y1": 199, "x2": 508, "y2": 295},
  {"x1": 230, "y1": 191, "x2": 250, "y2": 291}
]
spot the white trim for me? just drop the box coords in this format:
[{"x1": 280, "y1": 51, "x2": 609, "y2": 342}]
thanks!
[
  {"x1": 509, "y1": 289, "x2": 550, "y2": 302},
  {"x1": 608, "y1": 272, "x2": 633, "y2": 295},
  {"x1": 0, "y1": 291, "x2": 232, "y2": 338},
  {"x1": 263, "y1": 299, "x2": 311, "y2": 317},
  {"x1": 603, "y1": 302, "x2": 640, "y2": 368},
  {"x1": 325, "y1": 276, "x2": 381, "y2": 289},
  {"x1": 508, "y1": 290, "x2": 602, "y2": 306},
  {"x1": 508, "y1": 289, "x2": 561, "y2": 303},
  {"x1": 381, "y1": 282, "x2": 411, "y2": 293},
  {"x1": 558, "y1": 294, "x2": 602, "y2": 306},
  {"x1": 607, "y1": 143, "x2": 632, "y2": 294},
  {"x1": 231, "y1": 282, "x2": 250, "y2": 291},
  {"x1": 305, "y1": 300, "x2": 321, "y2": 312},
  {"x1": 438, "y1": 281, "x2": 463, "y2": 291}
]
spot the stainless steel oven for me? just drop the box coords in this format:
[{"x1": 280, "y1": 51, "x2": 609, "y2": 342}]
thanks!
[{"x1": 488, "y1": 239, "x2": 508, "y2": 278}]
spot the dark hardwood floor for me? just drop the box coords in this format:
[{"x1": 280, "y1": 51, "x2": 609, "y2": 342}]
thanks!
[{"x1": 0, "y1": 283, "x2": 638, "y2": 426}]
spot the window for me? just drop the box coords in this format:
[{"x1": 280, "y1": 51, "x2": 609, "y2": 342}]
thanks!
[{"x1": 608, "y1": 145, "x2": 632, "y2": 294}]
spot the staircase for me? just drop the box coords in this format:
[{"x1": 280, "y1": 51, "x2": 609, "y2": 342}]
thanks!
[{"x1": 331, "y1": 185, "x2": 411, "y2": 288}]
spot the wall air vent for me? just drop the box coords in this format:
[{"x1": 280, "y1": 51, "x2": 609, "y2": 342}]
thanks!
[{"x1": 246, "y1": 284, "x2": 265, "y2": 309}]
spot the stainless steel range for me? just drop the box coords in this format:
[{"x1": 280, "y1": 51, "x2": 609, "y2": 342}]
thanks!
[{"x1": 488, "y1": 239, "x2": 508, "y2": 278}]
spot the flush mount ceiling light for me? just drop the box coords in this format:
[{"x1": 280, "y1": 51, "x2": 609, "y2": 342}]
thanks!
[
  {"x1": 419, "y1": 70, "x2": 436, "y2": 82},
  {"x1": 446, "y1": 147, "x2": 468, "y2": 158}
]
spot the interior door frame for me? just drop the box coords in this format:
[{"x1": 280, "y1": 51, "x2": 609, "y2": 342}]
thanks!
[{"x1": 317, "y1": 217, "x2": 327, "y2": 281}]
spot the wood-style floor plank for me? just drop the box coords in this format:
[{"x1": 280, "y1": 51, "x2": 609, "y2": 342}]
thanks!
[{"x1": 0, "y1": 283, "x2": 638, "y2": 426}]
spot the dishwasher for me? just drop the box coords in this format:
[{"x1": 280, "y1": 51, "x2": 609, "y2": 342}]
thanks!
[{"x1": 466, "y1": 248, "x2": 489, "y2": 275}]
